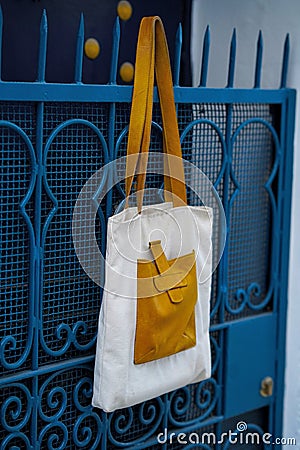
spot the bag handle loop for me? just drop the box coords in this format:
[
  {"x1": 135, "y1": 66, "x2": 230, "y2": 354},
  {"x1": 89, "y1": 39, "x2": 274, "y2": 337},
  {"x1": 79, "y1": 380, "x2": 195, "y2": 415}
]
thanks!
[{"x1": 125, "y1": 16, "x2": 187, "y2": 212}]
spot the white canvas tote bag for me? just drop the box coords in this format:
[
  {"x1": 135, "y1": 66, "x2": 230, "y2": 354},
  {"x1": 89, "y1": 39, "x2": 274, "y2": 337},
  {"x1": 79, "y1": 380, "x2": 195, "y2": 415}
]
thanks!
[{"x1": 92, "y1": 16, "x2": 213, "y2": 412}]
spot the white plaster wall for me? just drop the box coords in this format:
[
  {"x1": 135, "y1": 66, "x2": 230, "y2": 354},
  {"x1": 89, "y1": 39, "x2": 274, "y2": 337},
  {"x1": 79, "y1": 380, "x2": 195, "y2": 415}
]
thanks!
[{"x1": 191, "y1": 0, "x2": 300, "y2": 441}]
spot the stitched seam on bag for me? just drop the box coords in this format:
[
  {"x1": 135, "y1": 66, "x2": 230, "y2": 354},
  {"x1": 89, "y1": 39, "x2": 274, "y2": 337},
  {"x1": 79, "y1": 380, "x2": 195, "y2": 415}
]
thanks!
[
  {"x1": 134, "y1": 347, "x2": 156, "y2": 365},
  {"x1": 182, "y1": 331, "x2": 197, "y2": 346},
  {"x1": 137, "y1": 250, "x2": 195, "y2": 264},
  {"x1": 98, "y1": 263, "x2": 109, "y2": 408},
  {"x1": 125, "y1": 297, "x2": 137, "y2": 405},
  {"x1": 109, "y1": 204, "x2": 213, "y2": 224},
  {"x1": 108, "y1": 202, "x2": 173, "y2": 222},
  {"x1": 198, "y1": 234, "x2": 213, "y2": 285}
]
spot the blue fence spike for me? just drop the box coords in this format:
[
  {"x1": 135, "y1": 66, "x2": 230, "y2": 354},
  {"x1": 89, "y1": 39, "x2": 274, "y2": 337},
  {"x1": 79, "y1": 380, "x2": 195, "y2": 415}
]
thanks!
[
  {"x1": 280, "y1": 33, "x2": 290, "y2": 88},
  {"x1": 37, "y1": 10, "x2": 48, "y2": 82},
  {"x1": 74, "y1": 13, "x2": 84, "y2": 84},
  {"x1": 254, "y1": 30, "x2": 263, "y2": 88},
  {"x1": 173, "y1": 23, "x2": 182, "y2": 86},
  {"x1": 200, "y1": 25, "x2": 210, "y2": 87},
  {"x1": 109, "y1": 17, "x2": 120, "y2": 84},
  {"x1": 227, "y1": 28, "x2": 236, "y2": 88}
]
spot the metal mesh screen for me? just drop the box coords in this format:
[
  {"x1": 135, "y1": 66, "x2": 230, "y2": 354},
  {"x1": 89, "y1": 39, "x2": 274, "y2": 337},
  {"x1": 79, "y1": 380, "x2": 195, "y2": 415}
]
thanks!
[
  {"x1": 227, "y1": 103, "x2": 275, "y2": 321},
  {"x1": 39, "y1": 103, "x2": 109, "y2": 365},
  {"x1": 0, "y1": 380, "x2": 32, "y2": 448},
  {"x1": 0, "y1": 102, "x2": 36, "y2": 374},
  {"x1": 38, "y1": 367, "x2": 101, "y2": 449}
]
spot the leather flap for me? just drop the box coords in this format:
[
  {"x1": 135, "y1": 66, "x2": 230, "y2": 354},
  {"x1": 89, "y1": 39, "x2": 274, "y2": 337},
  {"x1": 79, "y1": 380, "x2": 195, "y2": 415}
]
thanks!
[{"x1": 154, "y1": 272, "x2": 187, "y2": 296}]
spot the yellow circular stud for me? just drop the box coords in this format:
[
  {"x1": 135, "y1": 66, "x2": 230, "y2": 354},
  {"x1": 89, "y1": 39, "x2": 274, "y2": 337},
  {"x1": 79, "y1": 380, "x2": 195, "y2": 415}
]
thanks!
[
  {"x1": 84, "y1": 38, "x2": 100, "y2": 60},
  {"x1": 117, "y1": 1, "x2": 133, "y2": 21},
  {"x1": 120, "y1": 62, "x2": 134, "y2": 82}
]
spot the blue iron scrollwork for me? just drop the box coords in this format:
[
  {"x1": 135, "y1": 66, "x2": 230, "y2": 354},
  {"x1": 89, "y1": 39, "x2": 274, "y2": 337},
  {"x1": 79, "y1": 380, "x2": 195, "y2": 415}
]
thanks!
[
  {"x1": 39, "y1": 119, "x2": 109, "y2": 357},
  {"x1": 1, "y1": 432, "x2": 33, "y2": 450},
  {"x1": 226, "y1": 118, "x2": 281, "y2": 314},
  {"x1": 169, "y1": 386, "x2": 191, "y2": 419},
  {"x1": 73, "y1": 412, "x2": 102, "y2": 449},
  {"x1": 73, "y1": 376, "x2": 93, "y2": 411},
  {"x1": 38, "y1": 422, "x2": 68, "y2": 450},
  {"x1": 0, "y1": 383, "x2": 33, "y2": 432},
  {"x1": 229, "y1": 282, "x2": 265, "y2": 314},
  {"x1": 0, "y1": 122, "x2": 36, "y2": 371},
  {"x1": 169, "y1": 378, "x2": 220, "y2": 427},
  {"x1": 107, "y1": 396, "x2": 165, "y2": 447},
  {"x1": 37, "y1": 367, "x2": 103, "y2": 448},
  {"x1": 39, "y1": 372, "x2": 68, "y2": 422},
  {"x1": 73, "y1": 376, "x2": 103, "y2": 449},
  {"x1": 195, "y1": 379, "x2": 219, "y2": 421}
]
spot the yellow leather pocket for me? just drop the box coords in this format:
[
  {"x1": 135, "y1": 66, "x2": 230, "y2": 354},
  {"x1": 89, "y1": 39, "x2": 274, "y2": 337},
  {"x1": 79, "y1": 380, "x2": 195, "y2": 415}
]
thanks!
[{"x1": 134, "y1": 242, "x2": 197, "y2": 364}]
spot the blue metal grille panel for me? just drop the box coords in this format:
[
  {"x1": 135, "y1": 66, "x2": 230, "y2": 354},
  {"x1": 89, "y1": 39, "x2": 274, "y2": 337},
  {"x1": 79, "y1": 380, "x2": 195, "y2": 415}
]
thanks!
[
  {"x1": 0, "y1": 109, "x2": 36, "y2": 374},
  {"x1": 0, "y1": 97, "x2": 291, "y2": 447},
  {"x1": 40, "y1": 105, "x2": 109, "y2": 364},
  {"x1": 227, "y1": 103, "x2": 276, "y2": 321}
]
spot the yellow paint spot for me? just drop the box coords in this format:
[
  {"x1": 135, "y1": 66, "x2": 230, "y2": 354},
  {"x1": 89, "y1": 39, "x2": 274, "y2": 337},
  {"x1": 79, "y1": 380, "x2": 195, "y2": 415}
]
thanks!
[
  {"x1": 117, "y1": 1, "x2": 133, "y2": 21},
  {"x1": 84, "y1": 38, "x2": 100, "y2": 60},
  {"x1": 120, "y1": 62, "x2": 134, "y2": 82}
]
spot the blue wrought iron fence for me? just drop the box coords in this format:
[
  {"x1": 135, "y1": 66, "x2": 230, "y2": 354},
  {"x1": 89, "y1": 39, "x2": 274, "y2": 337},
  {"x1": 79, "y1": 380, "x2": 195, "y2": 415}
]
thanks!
[{"x1": 0, "y1": 7, "x2": 296, "y2": 450}]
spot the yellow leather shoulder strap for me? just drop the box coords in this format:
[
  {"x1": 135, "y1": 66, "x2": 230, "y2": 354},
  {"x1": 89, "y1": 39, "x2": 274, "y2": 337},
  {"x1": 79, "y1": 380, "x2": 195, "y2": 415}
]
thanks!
[{"x1": 125, "y1": 16, "x2": 187, "y2": 211}]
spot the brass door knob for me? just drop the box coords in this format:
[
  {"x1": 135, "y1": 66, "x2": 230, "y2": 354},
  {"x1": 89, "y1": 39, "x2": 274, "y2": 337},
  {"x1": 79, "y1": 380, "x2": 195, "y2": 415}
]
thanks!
[{"x1": 260, "y1": 376, "x2": 273, "y2": 397}]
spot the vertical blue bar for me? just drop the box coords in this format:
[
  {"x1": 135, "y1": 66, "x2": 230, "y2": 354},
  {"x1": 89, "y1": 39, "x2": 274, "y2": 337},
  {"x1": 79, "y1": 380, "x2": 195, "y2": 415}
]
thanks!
[
  {"x1": 199, "y1": 25, "x2": 210, "y2": 87},
  {"x1": 101, "y1": 412, "x2": 108, "y2": 450},
  {"x1": 74, "y1": 13, "x2": 84, "y2": 84},
  {"x1": 109, "y1": 17, "x2": 120, "y2": 85},
  {"x1": 254, "y1": 30, "x2": 263, "y2": 88},
  {"x1": 215, "y1": 328, "x2": 225, "y2": 450},
  {"x1": 227, "y1": 29, "x2": 236, "y2": 88},
  {"x1": 173, "y1": 23, "x2": 182, "y2": 87},
  {"x1": 31, "y1": 376, "x2": 39, "y2": 449},
  {"x1": 221, "y1": 29, "x2": 236, "y2": 324},
  {"x1": 280, "y1": 34, "x2": 290, "y2": 89},
  {"x1": 160, "y1": 394, "x2": 171, "y2": 450},
  {"x1": 216, "y1": 31, "x2": 236, "y2": 439},
  {"x1": 272, "y1": 98, "x2": 286, "y2": 317},
  {"x1": 34, "y1": 102, "x2": 44, "y2": 371},
  {"x1": 274, "y1": 91, "x2": 296, "y2": 435},
  {"x1": 106, "y1": 17, "x2": 120, "y2": 219},
  {"x1": 217, "y1": 31, "x2": 236, "y2": 432},
  {"x1": 32, "y1": 8, "x2": 48, "y2": 448},
  {"x1": 37, "y1": 10, "x2": 47, "y2": 82},
  {"x1": 33, "y1": 8, "x2": 48, "y2": 372}
]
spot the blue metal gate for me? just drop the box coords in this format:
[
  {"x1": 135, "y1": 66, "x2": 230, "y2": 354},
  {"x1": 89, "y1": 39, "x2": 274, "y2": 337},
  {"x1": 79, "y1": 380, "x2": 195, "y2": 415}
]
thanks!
[{"x1": 0, "y1": 9, "x2": 296, "y2": 450}]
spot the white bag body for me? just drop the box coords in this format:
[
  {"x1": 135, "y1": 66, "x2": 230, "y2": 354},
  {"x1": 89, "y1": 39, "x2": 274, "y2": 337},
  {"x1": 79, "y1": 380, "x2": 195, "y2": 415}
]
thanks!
[
  {"x1": 92, "y1": 16, "x2": 213, "y2": 412},
  {"x1": 92, "y1": 203, "x2": 213, "y2": 412}
]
